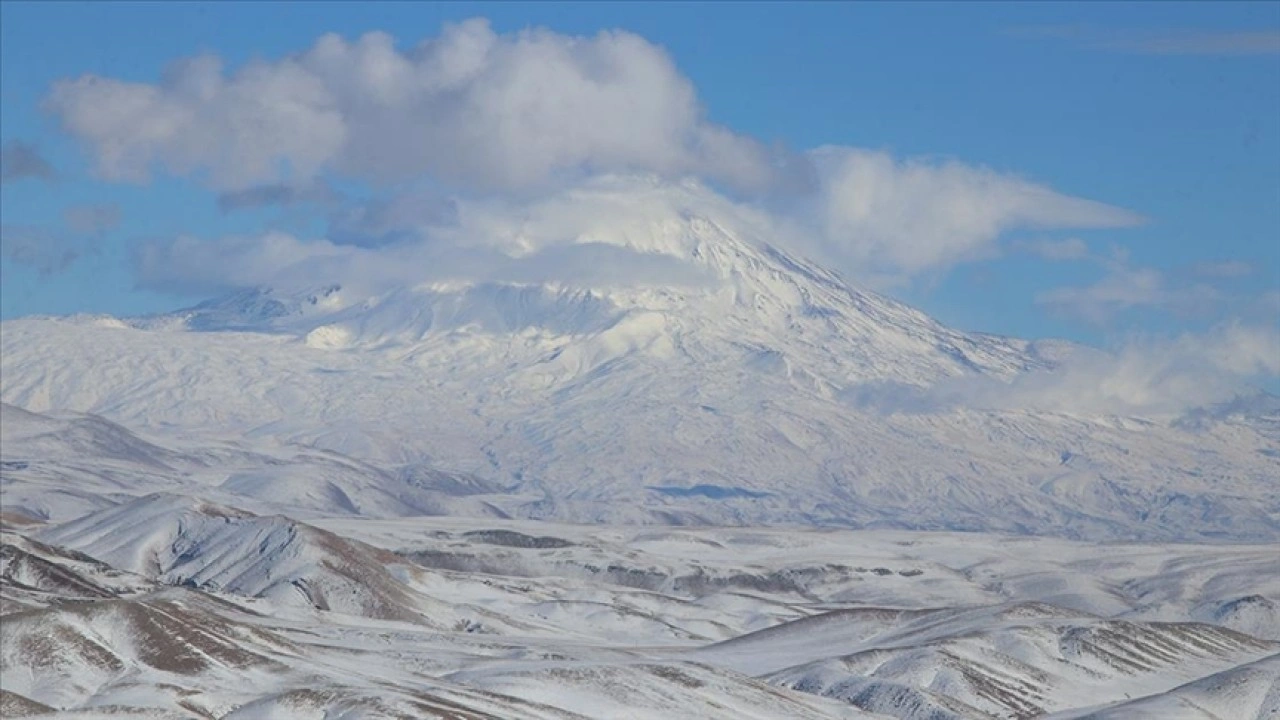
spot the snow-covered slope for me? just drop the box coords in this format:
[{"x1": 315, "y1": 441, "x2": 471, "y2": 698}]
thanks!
[
  {"x1": 760, "y1": 609, "x2": 1275, "y2": 719},
  {"x1": 6, "y1": 508, "x2": 1279, "y2": 719},
  {"x1": 1050, "y1": 652, "x2": 1280, "y2": 719},
  {"x1": 34, "y1": 493, "x2": 541, "y2": 631},
  {"x1": 0, "y1": 402, "x2": 511, "y2": 526},
  {"x1": 0, "y1": 591, "x2": 292, "y2": 713},
  {"x1": 0, "y1": 531, "x2": 156, "y2": 613},
  {"x1": 2, "y1": 181, "x2": 1276, "y2": 541}
]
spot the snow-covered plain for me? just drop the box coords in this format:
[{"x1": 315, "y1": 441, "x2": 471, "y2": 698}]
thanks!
[{"x1": 2, "y1": 182, "x2": 1278, "y2": 717}]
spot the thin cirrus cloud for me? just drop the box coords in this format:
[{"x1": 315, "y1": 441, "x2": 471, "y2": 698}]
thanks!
[
  {"x1": 1117, "y1": 30, "x2": 1280, "y2": 56},
  {"x1": 1034, "y1": 246, "x2": 1265, "y2": 325},
  {"x1": 1191, "y1": 260, "x2": 1255, "y2": 279},
  {"x1": 45, "y1": 19, "x2": 1143, "y2": 289},
  {"x1": 1014, "y1": 237, "x2": 1092, "y2": 262},
  {"x1": 1035, "y1": 248, "x2": 1224, "y2": 325}
]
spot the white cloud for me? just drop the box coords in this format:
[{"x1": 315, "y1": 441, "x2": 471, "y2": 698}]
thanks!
[
  {"x1": 939, "y1": 323, "x2": 1280, "y2": 417},
  {"x1": 133, "y1": 165, "x2": 1144, "y2": 302},
  {"x1": 136, "y1": 232, "x2": 349, "y2": 294},
  {"x1": 137, "y1": 232, "x2": 713, "y2": 298},
  {"x1": 432, "y1": 174, "x2": 778, "y2": 257},
  {"x1": 326, "y1": 186, "x2": 457, "y2": 248},
  {"x1": 42, "y1": 21, "x2": 1146, "y2": 289},
  {"x1": 1201, "y1": 322, "x2": 1280, "y2": 377},
  {"x1": 135, "y1": 179, "x2": 725, "y2": 297},
  {"x1": 796, "y1": 148, "x2": 1143, "y2": 282},
  {"x1": 45, "y1": 20, "x2": 776, "y2": 193}
]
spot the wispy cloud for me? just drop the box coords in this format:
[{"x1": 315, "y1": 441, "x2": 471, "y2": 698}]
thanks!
[
  {"x1": 217, "y1": 181, "x2": 342, "y2": 213},
  {"x1": 0, "y1": 140, "x2": 56, "y2": 184},
  {"x1": 1261, "y1": 289, "x2": 1280, "y2": 312},
  {"x1": 63, "y1": 203, "x2": 122, "y2": 235},
  {"x1": 1035, "y1": 247, "x2": 1223, "y2": 325},
  {"x1": 1032, "y1": 237, "x2": 1272, "y2": 326},
  {"x1": 0, "y1": 204, "x2": 120, "y2": 276},
  {"x1": 846, "y1": 323, "x2": 1280, "y2": 418},
  {"x1": 0, "y1": 224, "x2": 96, "y2": 275},
  {"x1": 326, "y1": 187, "x2": 456, "y2": 248},
  {"x1": 1014, "y1": 237, "x2": 1091, "y2": 262},
  {"x1": 967, "y1": 323, "x2": 1280, "y2": 416},
  {"x1": 1037, "y1": 262, "x2": 1177, "y2": 324},
  {"x1": 1009, "y1": 25, "x2": 1280, "y2": 57},
  {"x1": 1106, "y1": 30, "x2": 1280, "y2": 57},
  {"x1": 1190, "y1": 259, "x2": 1254, "y2": 279}
]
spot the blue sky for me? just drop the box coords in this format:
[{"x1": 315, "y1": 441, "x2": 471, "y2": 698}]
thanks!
[{"x1": 2, "y1": 1, "x2": 1277, "y2": 357}]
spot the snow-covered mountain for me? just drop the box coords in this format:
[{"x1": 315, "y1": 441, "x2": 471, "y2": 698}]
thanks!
[{"x1": 3, "y1": 180, "x2": 1275, "y2": 541}]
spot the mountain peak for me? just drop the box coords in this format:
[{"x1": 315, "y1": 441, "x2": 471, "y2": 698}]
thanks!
[{"x1": 128, "y1": 184, "x2": 1045, "y2": 388}]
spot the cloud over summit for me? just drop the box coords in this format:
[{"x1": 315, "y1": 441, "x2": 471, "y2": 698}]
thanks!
[{"x1": 46, "y1": 19, "x2": 1144, "y2": 289}]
